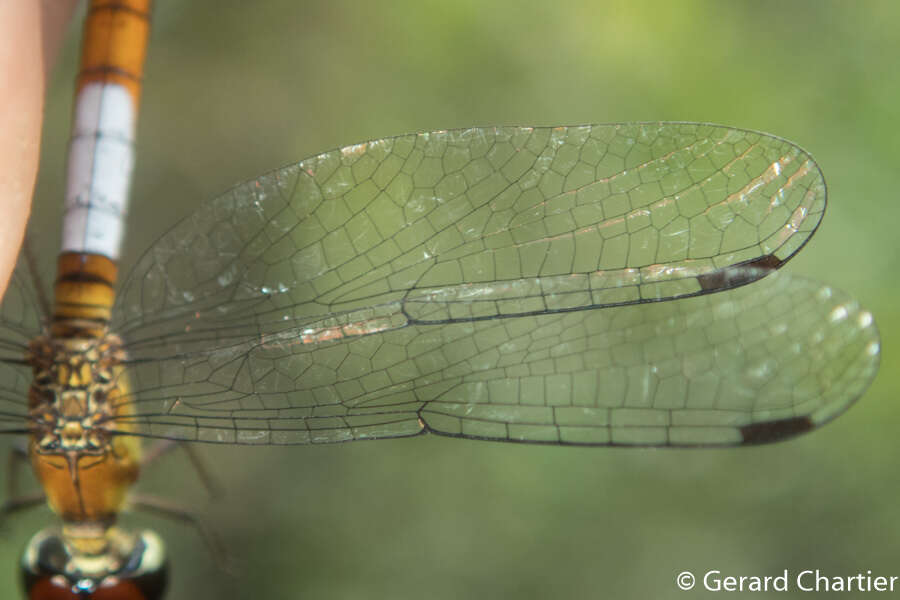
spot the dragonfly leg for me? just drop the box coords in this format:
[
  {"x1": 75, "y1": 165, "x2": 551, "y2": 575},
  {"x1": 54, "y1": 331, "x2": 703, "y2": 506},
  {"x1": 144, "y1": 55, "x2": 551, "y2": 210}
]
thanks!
[
  {"x1": 129, "y1": 494, "x2": 236, "y2": 575},
  {"x1": 141, "y1": 440, "x2": 223, "y2": 500},
  {"x1": 140, "y1": 439, "x2": 177, "y2": 465}
]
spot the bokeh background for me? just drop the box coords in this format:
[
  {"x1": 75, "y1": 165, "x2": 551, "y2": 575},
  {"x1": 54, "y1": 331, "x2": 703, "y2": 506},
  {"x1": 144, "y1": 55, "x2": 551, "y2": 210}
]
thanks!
[{"x1": 2, "y1": 1, "x2": 897, "y2": 598}]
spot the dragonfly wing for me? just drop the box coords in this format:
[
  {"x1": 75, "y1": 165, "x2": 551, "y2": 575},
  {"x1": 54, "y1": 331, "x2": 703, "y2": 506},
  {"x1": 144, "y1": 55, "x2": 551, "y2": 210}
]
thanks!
[
  {"x1": 115, "y1": 123, "x2": 824, "y2": 350},
  {"x1": 109, "y1": 270, "x2": 878, "y2": 446},
  {"x1": 0, "y1": 252, "x2": 47, "y2": 430},
  {"x1": 106, "y1": 123, "x2": 858, "y2": 446}
]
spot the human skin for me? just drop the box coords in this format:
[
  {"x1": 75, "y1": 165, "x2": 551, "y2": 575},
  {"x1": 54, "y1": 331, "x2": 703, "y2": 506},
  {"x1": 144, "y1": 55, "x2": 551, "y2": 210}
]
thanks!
[{"x1": 0, "y1": 1, "x2": 79, "y2": 298}]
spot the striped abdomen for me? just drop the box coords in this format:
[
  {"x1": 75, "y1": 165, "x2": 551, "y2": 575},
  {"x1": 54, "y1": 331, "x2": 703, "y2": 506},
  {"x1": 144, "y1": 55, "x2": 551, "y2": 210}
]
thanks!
[{"x1": 55, "y1": 0, "x2": 150, "y2": 337}]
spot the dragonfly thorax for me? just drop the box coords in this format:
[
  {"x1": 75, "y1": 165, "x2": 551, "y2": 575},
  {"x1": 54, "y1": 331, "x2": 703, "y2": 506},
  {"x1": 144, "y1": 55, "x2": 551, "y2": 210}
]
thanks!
[
  {"x1": 24, "y1": 332, "x2": 141, "y2": 526},
  {"x1": 26, "y1": 334, "x2": 125, "y2": 456}
]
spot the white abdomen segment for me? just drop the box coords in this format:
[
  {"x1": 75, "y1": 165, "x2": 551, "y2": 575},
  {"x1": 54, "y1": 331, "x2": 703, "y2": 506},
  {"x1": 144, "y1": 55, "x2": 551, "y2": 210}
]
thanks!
[{"x1": 62, "y1": 82, "x2": 135, "y2": 260}]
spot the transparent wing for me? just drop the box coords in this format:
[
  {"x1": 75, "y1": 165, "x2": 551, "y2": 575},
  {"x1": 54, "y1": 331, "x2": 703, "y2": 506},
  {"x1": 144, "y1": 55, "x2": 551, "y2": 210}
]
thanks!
[
  {"x1": 0, "y1": 251, "x2": 48, "y2": 432},
  {"x1": 99, "y1": 123, "x2": 871, "y2": 446},
  {"x1": 108, "y1": 270, "x2": 878, "y2": 446},
  {"x1": 115, "y1": 124, "x2": 824, "y2": 352}
]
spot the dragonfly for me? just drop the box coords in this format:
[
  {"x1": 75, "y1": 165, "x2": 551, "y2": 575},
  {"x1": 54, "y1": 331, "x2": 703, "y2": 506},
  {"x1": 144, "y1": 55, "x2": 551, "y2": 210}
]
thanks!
[{"x1": 0, "y1": 1, "x2": 880, "y2": 598}]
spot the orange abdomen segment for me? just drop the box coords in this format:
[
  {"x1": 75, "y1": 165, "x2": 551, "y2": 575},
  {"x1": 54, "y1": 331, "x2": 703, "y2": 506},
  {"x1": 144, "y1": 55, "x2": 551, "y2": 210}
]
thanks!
[
  {"x1": 52, "y1": 253, "x2": 118, "y2": 337},
  {"x1": 79, "y1": 0, "x2": 152, "y2": 103}
]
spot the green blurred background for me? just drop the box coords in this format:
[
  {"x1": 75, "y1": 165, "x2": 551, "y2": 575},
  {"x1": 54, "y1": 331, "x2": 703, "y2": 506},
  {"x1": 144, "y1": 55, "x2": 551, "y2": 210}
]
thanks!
[{"x1": 3, "y1": 0, "x2": 897, "y2": 598}]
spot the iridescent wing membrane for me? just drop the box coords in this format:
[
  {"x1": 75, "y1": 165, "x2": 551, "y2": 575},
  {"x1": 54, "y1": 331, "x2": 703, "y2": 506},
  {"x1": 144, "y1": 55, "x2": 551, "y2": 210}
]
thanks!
[{"x1": 0, "y1": 123, "x2": 881, "y2": 446}]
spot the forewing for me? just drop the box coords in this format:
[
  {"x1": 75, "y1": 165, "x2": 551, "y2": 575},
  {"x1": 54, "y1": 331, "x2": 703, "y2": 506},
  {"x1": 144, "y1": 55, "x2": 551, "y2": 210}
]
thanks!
[{"x1": 114, "y1": 123, "x2": 824, "y2": 353}]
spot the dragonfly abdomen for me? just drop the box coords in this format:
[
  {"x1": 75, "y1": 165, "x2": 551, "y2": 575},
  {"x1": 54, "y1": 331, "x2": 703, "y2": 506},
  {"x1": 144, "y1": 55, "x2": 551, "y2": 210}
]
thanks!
[
  {"x1": 51, "y1": 252, "x2": 119, "y2": 338},
  {"x1": 61, "y1": 0, "x2": 149, "y2": 262}
]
